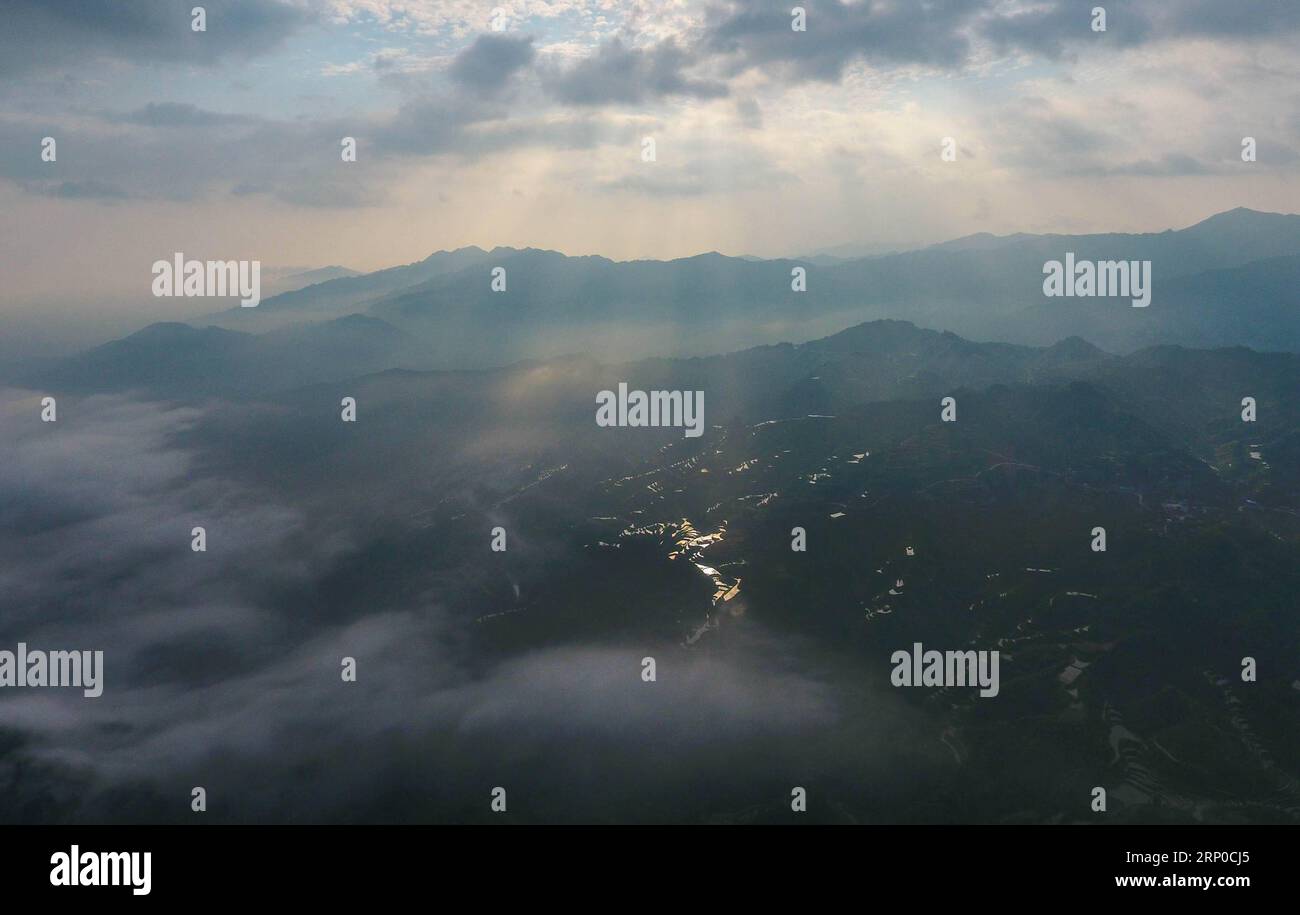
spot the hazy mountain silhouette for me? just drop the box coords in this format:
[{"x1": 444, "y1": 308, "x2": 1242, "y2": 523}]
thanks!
[
  {"x1": 207, "y1": 208, "x2": 1300, "y2": 360},
  {"x1": 261, "y1": 264, "x2": 360, "y2": 297},
  {"x1": 238, "y1": 246, "x2": 497, "y2": 316},
  {"x1": 39, "y1": 317, "x2": 1300, "y2": 474},
  {"x1": 38, "y1": 314, "x2": 411, "y2": 397}
]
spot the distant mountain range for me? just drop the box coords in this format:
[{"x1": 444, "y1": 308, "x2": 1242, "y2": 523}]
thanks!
[
  {"x1": 18, "y1": 263, "x2": 1300, "y2": 826},
  {"x1": 37, "y1": 314, "x2": 412, "y2": 398},
  {"x1": 260, "y1": 264, "x2": 360, "y2": 298},
  {"x1": 35, "y1": 316, "x2": 1300, "y2": 496},
  {"x1": 27, "y1": 207, "x2": 1300, "y2": 397},
  {"x1": 191, "y1": 208, "x2": 1300, "y2": 364}
]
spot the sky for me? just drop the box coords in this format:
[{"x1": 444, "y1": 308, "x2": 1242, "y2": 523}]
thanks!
[{"x1": 2, "y1": 0, "x2": 1299, "y2": 316}]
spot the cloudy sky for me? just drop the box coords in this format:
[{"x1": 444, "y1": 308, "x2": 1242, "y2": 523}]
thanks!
[{"x1": 3, "y1": 0, "x2": 1299, "y2": 313}]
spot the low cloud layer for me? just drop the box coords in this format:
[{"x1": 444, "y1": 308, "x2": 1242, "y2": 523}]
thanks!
[{"x1": 0, "y1": 389, "x2": 934, "y2": 823}]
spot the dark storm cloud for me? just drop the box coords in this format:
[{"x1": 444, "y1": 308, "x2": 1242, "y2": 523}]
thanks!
[
  {"x1": 449, "y1": 34, "x2": 536, "y2": 94},
  {"x1": 542, "y1": 38, "x2": 728, "y2": 106},
  {"x1": 0, "y1": 0, "x2": 312, "y2": 78}
]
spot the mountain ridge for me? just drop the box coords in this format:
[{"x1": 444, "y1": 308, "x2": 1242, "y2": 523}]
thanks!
[{"x1": 195, "y1": 207, "x2": 1300, "y2": 360}]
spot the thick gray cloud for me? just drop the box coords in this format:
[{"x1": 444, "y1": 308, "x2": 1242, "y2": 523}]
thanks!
[
  {"x1": 702, "y1": 0, "x2": 1300, "y2": 84},
  {"x1": 0, "y1": 0, "x2": 312, "y2": 78},
  {"x1": 449, "y1": 34, "x2": 536, "y2": 95},
  {"x1": 979, "y1": 0, "x2": 1151, "y2": 60},
  {"x1": 705, "y1": 0, "x2": 980, "y2": 82},
  {"x1": 543, "y1": 38, "x2": 728, "y2": 106}
]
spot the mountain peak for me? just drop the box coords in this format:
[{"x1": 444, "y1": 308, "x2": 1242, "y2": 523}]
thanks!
[
  {"x1": 1039, "y1": 335, "x2": 1107, "y2": 361},
  {"x1": 420, "y1": 245, "x2": 487, "y2": 262},
  {"x1": 1183, "y1": 206, "x2": 1294, "y2": 231}
]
